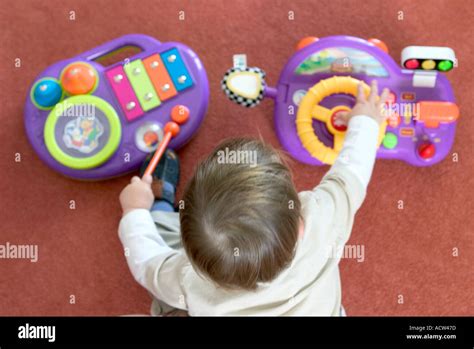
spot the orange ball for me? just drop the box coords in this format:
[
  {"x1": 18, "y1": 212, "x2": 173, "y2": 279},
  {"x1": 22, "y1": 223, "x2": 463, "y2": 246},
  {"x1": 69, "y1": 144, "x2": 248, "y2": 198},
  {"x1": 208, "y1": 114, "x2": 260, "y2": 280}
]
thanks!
[
  {"x1": 164, "y1": 122, "x2": 180, "y2": 137},
  {"x1": 171, "y1": 105, "x2": 190, "y2": 124},
  {"x1": 61, "y1": 63, "x2": 97, "y2": 95}
]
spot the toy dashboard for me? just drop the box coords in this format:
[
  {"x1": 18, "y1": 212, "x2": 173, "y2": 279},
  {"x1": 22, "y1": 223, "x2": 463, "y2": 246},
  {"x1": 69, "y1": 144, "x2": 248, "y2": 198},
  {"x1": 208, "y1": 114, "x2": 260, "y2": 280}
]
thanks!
[{"x1": 222, "y1": 36, "x2": 459, "y2": 166}]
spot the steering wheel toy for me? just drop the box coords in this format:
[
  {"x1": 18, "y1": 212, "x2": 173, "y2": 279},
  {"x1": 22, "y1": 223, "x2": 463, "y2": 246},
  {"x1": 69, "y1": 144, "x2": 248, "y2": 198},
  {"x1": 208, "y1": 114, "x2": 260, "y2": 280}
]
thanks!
[{"x1": 297, "y1": 76, "x2": 387, "y2": 164}]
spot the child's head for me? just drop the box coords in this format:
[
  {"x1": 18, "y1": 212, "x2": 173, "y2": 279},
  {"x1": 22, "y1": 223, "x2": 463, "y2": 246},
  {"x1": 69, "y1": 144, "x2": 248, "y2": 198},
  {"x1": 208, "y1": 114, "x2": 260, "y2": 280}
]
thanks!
[{"x1": 180, "y1": 138, "x2": 301, "y2": 290}]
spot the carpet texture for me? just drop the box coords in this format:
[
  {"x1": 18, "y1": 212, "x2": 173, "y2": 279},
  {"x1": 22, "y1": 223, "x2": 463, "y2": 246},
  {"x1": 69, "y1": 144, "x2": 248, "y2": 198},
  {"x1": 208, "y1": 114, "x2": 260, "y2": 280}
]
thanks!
[{"x1": 0, "y1": 0, "x2": 472, "y2": 315}]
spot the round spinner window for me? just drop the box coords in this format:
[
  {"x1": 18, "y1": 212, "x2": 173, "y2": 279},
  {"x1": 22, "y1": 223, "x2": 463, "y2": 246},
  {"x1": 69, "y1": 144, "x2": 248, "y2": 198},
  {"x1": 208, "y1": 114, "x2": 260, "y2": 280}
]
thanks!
[{"x1": 135, "y1": 122, "x2": 164, "y2": 153}]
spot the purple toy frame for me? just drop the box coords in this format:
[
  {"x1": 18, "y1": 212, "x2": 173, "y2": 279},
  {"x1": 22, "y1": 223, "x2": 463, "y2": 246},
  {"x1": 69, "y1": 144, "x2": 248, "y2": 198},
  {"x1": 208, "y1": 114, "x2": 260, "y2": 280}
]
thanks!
[
  {"x1": 24, "y1": 34, "x2": 209, "y2": 180},
  {"x1": 264, "y1": 36, "x2": 457, "y2": 166}
]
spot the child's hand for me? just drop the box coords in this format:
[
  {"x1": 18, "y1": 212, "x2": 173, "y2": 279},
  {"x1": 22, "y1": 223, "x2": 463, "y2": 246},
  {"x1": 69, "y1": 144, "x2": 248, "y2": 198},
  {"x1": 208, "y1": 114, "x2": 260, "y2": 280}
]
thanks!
[
  {"x1": 337, "y1": 80, "x2": 390, "y2": 126},
  {"x1": 119, "y1": 175, "x2": 155, "y2": 216}
]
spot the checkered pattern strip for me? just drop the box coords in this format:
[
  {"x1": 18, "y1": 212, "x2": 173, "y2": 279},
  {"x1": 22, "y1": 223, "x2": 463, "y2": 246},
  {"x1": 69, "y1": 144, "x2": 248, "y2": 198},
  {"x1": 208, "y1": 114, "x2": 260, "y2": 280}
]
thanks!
[{"x1": 221, "y1": 67, "x2": 266, "y2": 108}]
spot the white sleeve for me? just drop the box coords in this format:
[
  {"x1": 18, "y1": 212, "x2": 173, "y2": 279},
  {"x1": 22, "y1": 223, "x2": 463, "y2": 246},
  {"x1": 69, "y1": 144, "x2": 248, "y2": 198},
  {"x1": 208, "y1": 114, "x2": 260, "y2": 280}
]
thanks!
[
  {"x1": 118, "y1": 209, "x2": 187, "y2": 308},
  {"x1": 328, "y1": 114, "x2": 380, "y2": 189},
  {"x1": 309, "y1": 115, "x2": 380, "y2": 245}
]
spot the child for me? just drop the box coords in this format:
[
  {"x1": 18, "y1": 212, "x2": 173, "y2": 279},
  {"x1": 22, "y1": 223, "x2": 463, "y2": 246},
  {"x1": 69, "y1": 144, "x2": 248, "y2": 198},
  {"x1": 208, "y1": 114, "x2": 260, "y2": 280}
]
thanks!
[{"x1": 119, "y1": 81, "x2": 389, "y2": 316}]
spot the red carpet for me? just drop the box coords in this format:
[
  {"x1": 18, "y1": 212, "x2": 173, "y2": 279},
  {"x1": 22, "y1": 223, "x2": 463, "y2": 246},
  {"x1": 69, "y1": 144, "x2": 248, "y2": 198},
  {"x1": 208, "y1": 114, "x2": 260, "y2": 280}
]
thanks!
[{"x1": 0, "y1": 0, "x2": 472, "y2": 315}]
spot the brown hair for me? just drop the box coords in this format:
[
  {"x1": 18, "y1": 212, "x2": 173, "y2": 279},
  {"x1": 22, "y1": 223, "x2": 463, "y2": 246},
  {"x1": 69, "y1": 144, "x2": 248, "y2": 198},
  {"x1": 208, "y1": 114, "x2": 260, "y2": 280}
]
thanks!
[{"x1": 180, "y1": 138, "x2": 301, "y2": 290}]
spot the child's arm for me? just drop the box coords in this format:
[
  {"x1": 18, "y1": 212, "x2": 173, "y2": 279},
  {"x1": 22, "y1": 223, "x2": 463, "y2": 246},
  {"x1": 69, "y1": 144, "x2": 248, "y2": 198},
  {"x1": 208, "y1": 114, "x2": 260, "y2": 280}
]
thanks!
[
  {"x1": 118, "y1": 176, "x2": 187, "y2": 309},
  {"x1": 312, "y1": 81, "x2": 389, "y2": 241},
  {"x1": 326, "y1": 80, "x2": 389, "y2": 205}
]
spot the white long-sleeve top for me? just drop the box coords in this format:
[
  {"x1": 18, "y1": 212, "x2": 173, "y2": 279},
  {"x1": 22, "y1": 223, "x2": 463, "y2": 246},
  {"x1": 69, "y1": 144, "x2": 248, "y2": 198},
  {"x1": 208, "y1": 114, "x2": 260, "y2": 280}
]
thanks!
[{"x1": 119, "y1": 115, "x2": 380, "y2": 315}]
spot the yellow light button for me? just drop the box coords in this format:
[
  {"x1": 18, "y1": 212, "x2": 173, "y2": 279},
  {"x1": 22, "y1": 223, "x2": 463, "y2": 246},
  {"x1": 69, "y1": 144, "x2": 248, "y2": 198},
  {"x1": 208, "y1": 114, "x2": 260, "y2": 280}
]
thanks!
[{"x1": 421, "y1": 59, "x2": 436, "y2": 70}]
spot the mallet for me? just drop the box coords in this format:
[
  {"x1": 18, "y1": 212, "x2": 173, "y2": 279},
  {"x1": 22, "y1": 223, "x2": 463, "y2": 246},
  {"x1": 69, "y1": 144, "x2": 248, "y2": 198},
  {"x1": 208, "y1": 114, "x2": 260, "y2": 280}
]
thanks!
[{"x1": 142, "y1": 105, "x2": 190, "y2": 178}]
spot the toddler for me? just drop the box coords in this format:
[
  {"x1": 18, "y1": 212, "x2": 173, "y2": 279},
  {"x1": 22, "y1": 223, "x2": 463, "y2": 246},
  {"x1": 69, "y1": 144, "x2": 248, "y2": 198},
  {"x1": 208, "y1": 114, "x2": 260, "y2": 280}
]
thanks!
[{"x1": 119, "y1": 81, "x2": 389, "y2": 316}]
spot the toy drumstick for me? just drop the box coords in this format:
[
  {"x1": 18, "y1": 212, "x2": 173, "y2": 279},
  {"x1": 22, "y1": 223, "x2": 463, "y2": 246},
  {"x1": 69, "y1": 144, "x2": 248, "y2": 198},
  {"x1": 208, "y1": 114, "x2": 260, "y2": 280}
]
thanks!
[
  {"x1": 142, "y1": 105, "x2": 190, "y2": 178},
  {"x1": 143, "y1": 121, "x2": 180, "y2": 178}
]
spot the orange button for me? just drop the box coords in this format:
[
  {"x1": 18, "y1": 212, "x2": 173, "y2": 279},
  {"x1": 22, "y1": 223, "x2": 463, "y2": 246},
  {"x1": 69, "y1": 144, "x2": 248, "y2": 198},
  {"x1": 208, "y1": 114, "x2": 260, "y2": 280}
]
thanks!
[
  {"x1": 171, "y1": 105, "x2": 190, "y2": 124},
  {"x1": 61, "y1": 63, "x2": 97, "y2": 95},
  {"x1": 368, "y1": 38, "x2": 388, "y2": 53},
  {"x1": 402, "y1": 92, "x2": 416, "y2": 101},
  {"x1": 400, "y1": 127, "x2": 415, "y2": 137},
  {"x1": 417, "y1": 101, "x2": 460, "y2": 128},
  {"x1": 296, "y1": 37, "x2": 319, "y2": 51}
]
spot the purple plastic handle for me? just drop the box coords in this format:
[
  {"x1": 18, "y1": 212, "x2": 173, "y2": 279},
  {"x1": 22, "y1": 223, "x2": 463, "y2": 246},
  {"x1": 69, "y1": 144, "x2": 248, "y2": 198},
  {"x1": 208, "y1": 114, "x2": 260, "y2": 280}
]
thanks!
[{"x1": 80, "y1": 34, "x2": 162, "y2": 62}]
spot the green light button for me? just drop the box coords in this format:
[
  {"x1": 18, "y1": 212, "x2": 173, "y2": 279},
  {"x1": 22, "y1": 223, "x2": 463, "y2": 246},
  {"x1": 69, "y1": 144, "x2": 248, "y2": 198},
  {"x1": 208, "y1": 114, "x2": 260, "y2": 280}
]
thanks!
[
  {"x1": 383, "y1": 132, "x2": 398, "y2": 149},
  {"x1": 438, "y1": 60, "x2": 453, "y2": 72}
]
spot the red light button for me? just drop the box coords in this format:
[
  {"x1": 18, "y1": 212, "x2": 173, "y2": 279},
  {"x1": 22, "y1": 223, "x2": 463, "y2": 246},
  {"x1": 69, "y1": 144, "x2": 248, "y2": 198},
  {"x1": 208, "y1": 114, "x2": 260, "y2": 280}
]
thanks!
[
  {"x1": 418, "y1": 143, "x2": 436, "y2": 160},
  {"x1": 405, "y1": 59, "x2": 420, "y2": 70}
]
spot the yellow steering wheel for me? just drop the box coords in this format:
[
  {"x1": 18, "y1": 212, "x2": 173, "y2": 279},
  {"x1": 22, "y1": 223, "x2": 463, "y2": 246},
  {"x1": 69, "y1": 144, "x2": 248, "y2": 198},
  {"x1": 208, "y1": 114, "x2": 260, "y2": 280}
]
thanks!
[{"x1": 296, "y1": 76, "x2": 387, "y2": 165}]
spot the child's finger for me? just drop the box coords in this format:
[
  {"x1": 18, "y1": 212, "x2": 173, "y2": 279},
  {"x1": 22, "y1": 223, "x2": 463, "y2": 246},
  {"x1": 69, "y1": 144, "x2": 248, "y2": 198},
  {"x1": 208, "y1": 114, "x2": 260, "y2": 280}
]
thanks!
[
  {"x1": 356, "y1": 82, "x2": 365, "y2": 103},
  {"x1": 378, "y1": 88, "x2": 390, "y2": 106},
  {"x1": 336, "y1": 111, "x2": 349, "y2": 124},
  {"x1": 142, "y1": 174, "x2": 153, "y2": 185},
  {"x1": 131, "y1": 176, "x2": 141, "y2": 184},
  {"x1": 369, "y1": 80, "x2": 378, "y2": 104}
]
